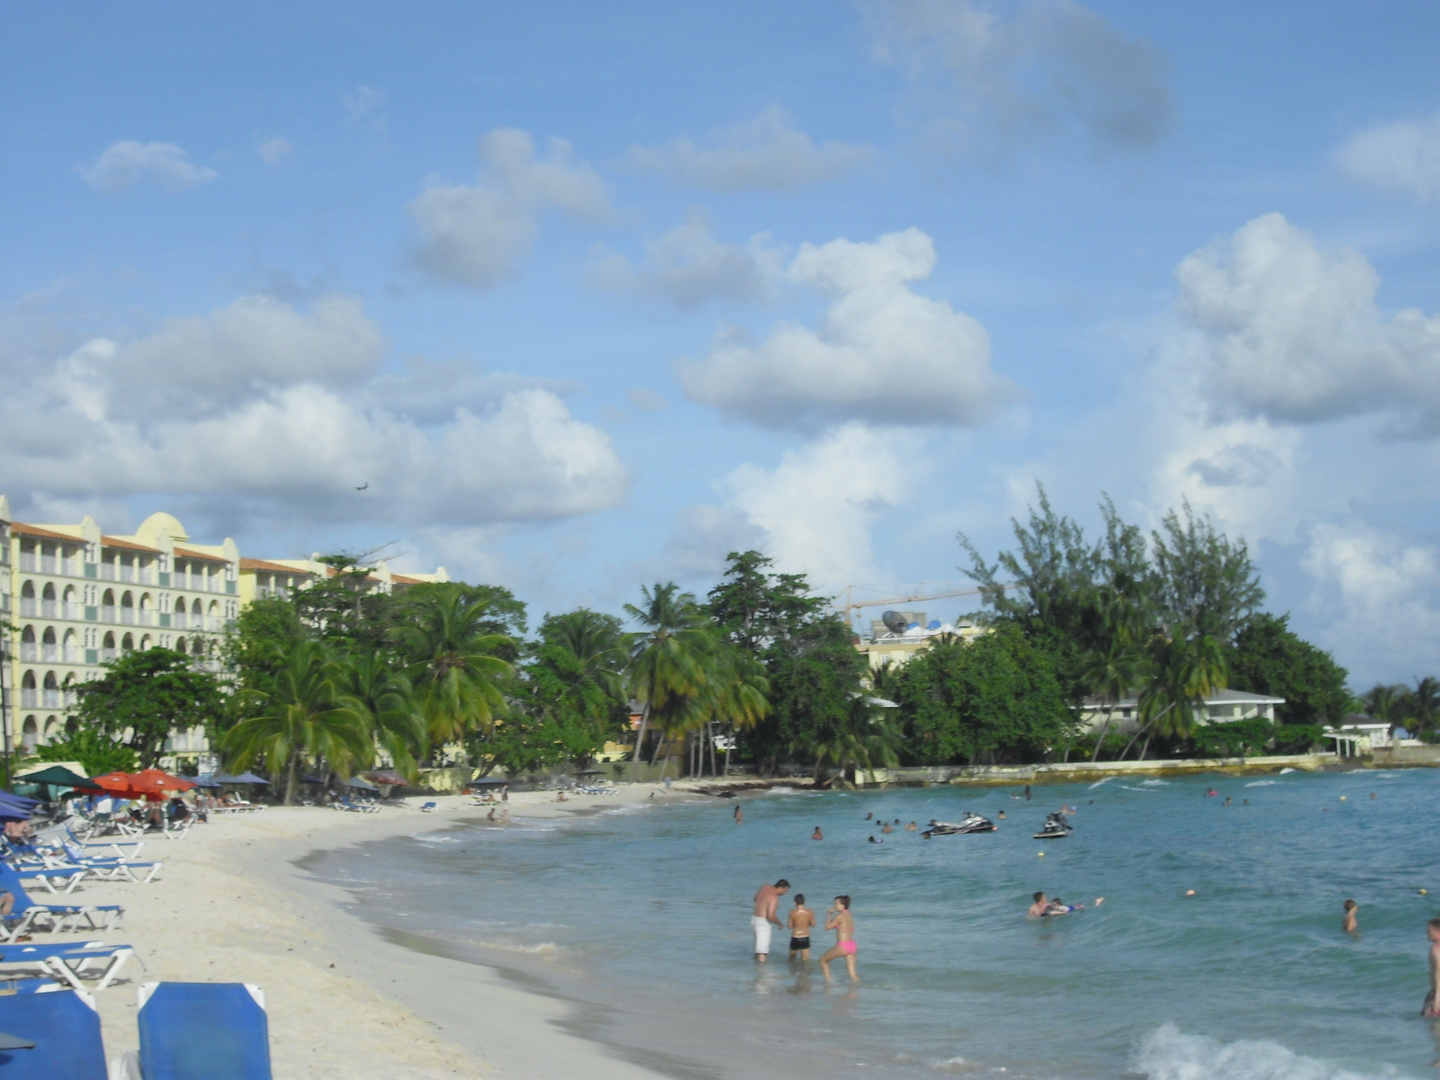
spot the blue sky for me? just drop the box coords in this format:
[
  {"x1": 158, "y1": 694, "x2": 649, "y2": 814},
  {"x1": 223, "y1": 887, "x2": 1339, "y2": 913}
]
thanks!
[{"x1": 3, "y1": 1, "x2": 1438, "y2": 685}]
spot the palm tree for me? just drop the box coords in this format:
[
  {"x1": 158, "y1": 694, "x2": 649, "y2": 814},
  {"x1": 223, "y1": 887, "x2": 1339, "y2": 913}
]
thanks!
[
  {"x1": 221, "y1": 641, "x2": 371, "y2": 804},
  {"x1": 1411, "y1": 676, "x2": 1440, "y2": 735},
  {"x1": 395, "y1": 586, "x2": 514, "y2": 755},
  {"x1": 543, "y1": 609, "x2": 627, "y2": 702},
  {"x1": 623, "y1": 583, "x2": 713, "y2": 764},
  {"x1": 343, "y1": 654, "x2": 427, "y2": 782},
  {"x1": 798, "y1": 696, "x2": 902, "y2": 787},
  {"x1": 1079, "y1": 635, "x2": 1147, "y2": 762},
  {"x1": 1364, "y1": 683, "x2": 1401, "y2": 729},
  {"x1": 1124, "y1": 633, "x2": 1228, "y2": 760}
]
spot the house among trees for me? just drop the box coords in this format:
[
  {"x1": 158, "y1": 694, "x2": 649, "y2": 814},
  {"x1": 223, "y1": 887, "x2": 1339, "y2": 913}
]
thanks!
[{"x1": 1077, "y1": 688, "x2": 1285, "y2": 735}]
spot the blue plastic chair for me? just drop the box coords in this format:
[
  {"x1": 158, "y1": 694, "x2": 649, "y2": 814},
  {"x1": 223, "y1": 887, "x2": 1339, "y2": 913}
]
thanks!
[
  {"x1": 0, "y1": 986, "x2": 107, "y2": 1078},
  {"x1": 136, "y1": 982, "x2": 272, "y2": 1079}
]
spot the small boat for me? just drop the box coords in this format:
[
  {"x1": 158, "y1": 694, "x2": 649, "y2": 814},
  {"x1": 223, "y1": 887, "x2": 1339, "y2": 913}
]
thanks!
[
  {"x1": 1033, "y1": 812, "x2": 1073, "y2": 840},
  {"x1": 928, "y1": 813, "x2": 996, "y2": 835}
]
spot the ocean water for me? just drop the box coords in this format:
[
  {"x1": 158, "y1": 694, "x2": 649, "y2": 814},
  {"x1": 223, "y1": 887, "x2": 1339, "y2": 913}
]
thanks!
[{"x1": 310, "y1": 769, "x2": 1440, "y2": 1080}]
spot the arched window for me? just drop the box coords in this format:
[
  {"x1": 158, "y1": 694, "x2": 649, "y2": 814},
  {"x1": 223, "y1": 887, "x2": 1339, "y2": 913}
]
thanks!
[
  {"x1": 63, "y1": 585, "x2": 76, "y2": 604},
  {"x1": 20, "y1": 581, "x2": 35, "y2": 599},
  {"x1": 20, "y1": 626, "x2": 35, "y2": 644},
  {"x1": 139, "y1": 634, "x2": 152, "y2": 650},
  {"x1": 102, "y1": 589, "x2": 115, "y2": 607},
  {"x1": 208, "y1": 600, "x2": 219, "y2": 614},
  {"x1": 102, "y1": 632, "x2": 115, "y2": 649},
  {"x1": 174, "y1": 638, "x2": 187, "y2": 655},
  {"x1": 140, "y1": 593, "x2": 152, "y2": 610},
  {"x1": 42, "y1": 582, "x2": 56, "y2": 601},
  {"x1": 21, "y1": 717, "x2": 37, "y2": 751},
  {"x1": 63, "y1": 629, "x2": 77, "y2": 648},
  {"x1": 42, "y1": 717, "x2": 60, "y2": 744},
  {"x1": 42, "y1": 672, "x2": 58, "y2": 690},
  {"x1": 121, "y1": 633, "x2": 134, "y2": 651},
  {"x1": 121, "y1": 592, "x2": 134, "y2": 608},
  {"x1": 21, "y1": 671, "x2": 36, "y2": 690}
]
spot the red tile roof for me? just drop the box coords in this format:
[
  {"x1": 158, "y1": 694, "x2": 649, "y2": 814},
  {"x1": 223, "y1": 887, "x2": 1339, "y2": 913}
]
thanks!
[
  {"x1": 101, "y1": 535, "x2": 161, "y2": 553},
  {"x1": 239, "y1": 558, "x2": 312, "y2": 575},
  {"x1": 10, "y1": 522, "x2": 79, "y2": 542},
  {"x1": 173, "y1": 546, "x2": 230, "y2": 564}
]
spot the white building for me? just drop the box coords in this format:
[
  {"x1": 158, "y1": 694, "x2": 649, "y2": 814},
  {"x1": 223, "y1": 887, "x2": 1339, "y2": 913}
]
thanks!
[{"x1": 1076, "y1": 687, "x2": 1286, "y2": 734}]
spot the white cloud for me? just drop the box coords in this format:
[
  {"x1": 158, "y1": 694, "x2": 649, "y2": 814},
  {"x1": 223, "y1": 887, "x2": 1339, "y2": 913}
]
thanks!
[
  {"x1": 677, "y1": 227, "x2": 1020, "y2": 428},
  {"x1": 79, "y1": 141, "x2": 218, "y2": 192},
  {"x1": 719, "y1": 423, "x2": 921, "y2": 590},
  {"x1": 625, "y1": 108, "x2": 871, "y2": 192},
  {"x1": 1303, "y1": 522, "x2": 1440, "y2": 675},
  {"x1": 408, "y1": 128, "x2": 611, "y2": 289},
  {"x1": 866, "y1": 0, "x2": 1171, "y2": 153},
  {"x1": 1176, "y1": 212, "x2": 1440, "y2": 433},
  {"x1": 588, "y1": 212, "x2": 782, "y2": 307},
  {"x1": 1335, "y1": 111, "x2": 1440, "y2": 203},
  {"x1": 257, "y1": 136, "x2": 292, "y2": 165},
  {"x1": 0, "y1": 296, "x2": 628, "y2": 531}
]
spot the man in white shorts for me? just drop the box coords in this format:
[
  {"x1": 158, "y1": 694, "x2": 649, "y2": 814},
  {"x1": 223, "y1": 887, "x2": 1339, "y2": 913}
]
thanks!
[{"x1": 751, "y1": 879, "x2": 790, "y2": 962}]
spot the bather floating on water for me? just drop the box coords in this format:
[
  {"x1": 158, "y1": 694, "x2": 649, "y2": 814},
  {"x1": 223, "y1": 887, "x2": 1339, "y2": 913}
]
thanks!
[{"x1": 928, "y1": 813, "x2": 996, "y2": 835}]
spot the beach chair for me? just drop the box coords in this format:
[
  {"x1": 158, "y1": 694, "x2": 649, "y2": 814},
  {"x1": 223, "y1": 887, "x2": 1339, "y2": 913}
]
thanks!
[
  {"x1": 59, "y1": 826, "x2": 147, "y2": 860},
  {"x1": 111, "y1": 982, "x2": 272, "y2": 1080},
  {"x1": 419, "y1": 801, "x2": 438, "y2": 813},
  {"x1": 0, "y1": 864, "x2": 123, "y2": 940},
  {"x1": 0, "y1": 985, "x2": 107, "y2": 1079},
  {"x1": 0, "y1": 941, "x2": 136, "y2": 992},
  {"x1": 6, "y1": 860, "x2": 91, "y2": 895}
]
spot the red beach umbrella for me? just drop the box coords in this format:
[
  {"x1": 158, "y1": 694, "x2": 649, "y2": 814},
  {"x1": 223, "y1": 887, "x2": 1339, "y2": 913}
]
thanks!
[{"x1": 129, "y1": 769, "x2": 197, "y2": 798}]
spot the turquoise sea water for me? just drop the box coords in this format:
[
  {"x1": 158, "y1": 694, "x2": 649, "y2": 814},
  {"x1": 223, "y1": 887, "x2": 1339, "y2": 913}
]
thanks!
[{"x1": 312, "y1": 768, "x2": 1440, "y2": 1080}]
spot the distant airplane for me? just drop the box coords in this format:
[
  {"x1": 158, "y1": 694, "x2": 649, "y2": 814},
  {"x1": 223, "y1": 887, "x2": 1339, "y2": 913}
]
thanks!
[{"x1": 356, "y1": 483, "x2": 369, "y2": 491}]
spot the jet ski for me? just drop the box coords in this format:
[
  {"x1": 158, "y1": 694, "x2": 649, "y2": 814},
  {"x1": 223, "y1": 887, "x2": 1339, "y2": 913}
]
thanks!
[
  {"x1": 928, "y1": 812, "x2": 996, "y2": 835},
  {"x1": 1033, "y1": 812, "x2": 1073, "y2": 840}
]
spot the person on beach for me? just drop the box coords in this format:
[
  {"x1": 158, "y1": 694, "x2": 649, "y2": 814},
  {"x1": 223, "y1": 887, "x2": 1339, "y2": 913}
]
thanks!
[
  {"x1": 1423, "y1": 917, "x2": 1440, "y2": 1017},
  {"x1": 812, "y1": 827, "x2": 823, "y2": 840},
  {"x1": 1028, "y1": 892, "x2": 1049, "y2": 917},
  {"x1": 788, "y1": 894, "x2": 815, "y2": 960},
  {"x1": 820, "y1": 896, "x2": 858, "y2": 983},
  {"x1": 752, "y1": 879, "x2": 790, "y2": 962},
  {"x1": 1343, "y1": 899, "x2": 1358, "y2": 934},
  {"x1": 501, "y1": 784, "x2": 509, "y2": 801}
]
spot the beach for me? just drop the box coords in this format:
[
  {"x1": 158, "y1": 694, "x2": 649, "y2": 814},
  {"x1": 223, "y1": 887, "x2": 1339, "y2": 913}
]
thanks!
[{"x1": 71, "y1": 786, "x2": 696, "y2": 1080}]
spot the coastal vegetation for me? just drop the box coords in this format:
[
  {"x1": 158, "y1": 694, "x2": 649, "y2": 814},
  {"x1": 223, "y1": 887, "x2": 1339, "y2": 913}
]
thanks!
[{"x1": 34, "y1": 489, "x2": 1434, "y2": 787}]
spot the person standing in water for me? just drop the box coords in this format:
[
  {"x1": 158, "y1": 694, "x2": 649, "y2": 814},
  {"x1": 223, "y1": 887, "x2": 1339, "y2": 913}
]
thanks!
[
  {"x1": 751, "y1": 879, "x2": 789, "y2": 962},
  {"x1": 734, "y1": 804, "x2": 743, "y2": 824},
  {"x1": 820, "y1": 896, "x2": 859, "y2": 983},
  {"x1": 788, "y1": 894, "x2": 815, "y2": 960},
  {"x1": 1343, "y1": 899, "x2": 1359, "y2": 934},
  {"x1": 1424, "y1": 917, "x2": 1440, "y2": 1017},
  {"x1": 811, "y1": 826, "x2": 823, "y2": 840}
]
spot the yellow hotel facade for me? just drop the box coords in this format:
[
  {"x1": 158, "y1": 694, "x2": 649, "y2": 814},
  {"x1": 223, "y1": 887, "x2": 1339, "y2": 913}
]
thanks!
[{"x1": 0, "y1": 494, "x2": 445, "y2": 763}]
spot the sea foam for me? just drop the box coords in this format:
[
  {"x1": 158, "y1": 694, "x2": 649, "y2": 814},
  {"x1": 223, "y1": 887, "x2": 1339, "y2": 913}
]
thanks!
[{"x1": 1135, "y1": 1023, "x2": 1406, "y2": 1080}]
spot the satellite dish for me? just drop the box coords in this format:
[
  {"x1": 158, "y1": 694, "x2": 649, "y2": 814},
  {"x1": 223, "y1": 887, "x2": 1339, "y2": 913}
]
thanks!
[
  {"x1": 927, "y1": 620, "x2": 941, "y2": 630},
  {"x1": 881, "y1": 610, "x2": 909, "y2": 635}
]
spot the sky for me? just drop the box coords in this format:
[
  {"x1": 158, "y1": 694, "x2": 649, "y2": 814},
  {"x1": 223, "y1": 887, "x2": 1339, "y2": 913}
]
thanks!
[{"x1": 2, "y1": 1, "x2": 1438, "y2": 686}]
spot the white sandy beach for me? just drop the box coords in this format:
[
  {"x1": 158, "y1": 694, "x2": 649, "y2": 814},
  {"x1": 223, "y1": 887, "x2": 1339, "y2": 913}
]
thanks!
[{"x1": 37, "y1": 785, "x2": 706, "y2": 1080}]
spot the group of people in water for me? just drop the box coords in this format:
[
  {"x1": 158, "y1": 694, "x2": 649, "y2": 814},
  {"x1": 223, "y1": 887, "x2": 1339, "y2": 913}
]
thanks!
[{"x1": 751, "y1": 879, "x2": 859, "y2": 982}]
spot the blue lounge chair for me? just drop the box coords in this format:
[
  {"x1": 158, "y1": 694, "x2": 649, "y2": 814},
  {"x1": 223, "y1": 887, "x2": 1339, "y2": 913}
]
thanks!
[
  {"x1": 0, "y1": 940, "x2": 136, "y2": 992},
  {"x1": 0, "y1": 864, "x2": 123, "y2": 940},
  {"x1": 0, "y1": 985, "x2": 107, "y2": 1079},
  {"x1": 126, "y1": 982, "x2": 272, "y2": 1079},
  {"x1": 419, "y1": 801, "x2": 438, "y2": 813}
]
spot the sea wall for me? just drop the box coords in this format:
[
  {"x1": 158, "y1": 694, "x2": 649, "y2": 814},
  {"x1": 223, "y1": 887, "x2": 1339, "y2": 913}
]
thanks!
[
  {"x1": 1369, "y1": 744, "x2": 1440, "y2": 767},
  {"x1": 858, "y1": 753, "x2": 1340, "y2": 787}
]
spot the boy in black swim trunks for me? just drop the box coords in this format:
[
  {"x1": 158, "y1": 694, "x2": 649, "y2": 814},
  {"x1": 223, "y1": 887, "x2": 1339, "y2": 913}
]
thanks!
[{"x1": 788, "y1": 893, "x2": 815, "y2": 961}]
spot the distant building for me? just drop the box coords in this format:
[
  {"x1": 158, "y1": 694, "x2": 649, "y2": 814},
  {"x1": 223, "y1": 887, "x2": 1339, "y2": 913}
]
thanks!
[
  {"x1": 0, "y1": 494, "x2": 446, "y2": 762},
  {"x1": 854, "y1": 613, "x2": 989, "y2": 671},
  {"x1": 1324, "y1": 715, "x2": 1394, "y2": 757},
  {"x1": 1075, "y1": 688, "x2": 1285, "y2": 734}
]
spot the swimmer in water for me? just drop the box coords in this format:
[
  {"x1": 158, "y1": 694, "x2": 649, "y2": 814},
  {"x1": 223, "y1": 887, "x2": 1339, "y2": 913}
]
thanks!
[
  {"x1": 881, "y1": 822, "x2": 894, "y2": 834},
  {"x1": 1343, "y1": 899, "x2": 1358, "y2": 934},
  {"x1": 812, "y1": 826, "x2": 823, "y2": 840},
  {"x1": 734, "y1": 805, "x2": 743, "y2": 824},
  {"x1": 1028, "y1": 891, "x2": 1049, "y2": 917},
  {"x1": 819, "y1": 896, "x2": 858, "y2": 983}
]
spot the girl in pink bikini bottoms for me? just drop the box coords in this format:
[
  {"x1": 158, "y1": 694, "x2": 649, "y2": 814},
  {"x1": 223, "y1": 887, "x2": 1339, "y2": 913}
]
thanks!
[{"x1": 820, "y1": 896, "x2": 860, "y2": 983}]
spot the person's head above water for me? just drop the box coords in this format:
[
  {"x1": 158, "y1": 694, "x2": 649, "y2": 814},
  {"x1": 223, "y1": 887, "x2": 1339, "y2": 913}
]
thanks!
[
  {"x1": 1344, "y1": 899, "x2": 1357, "y2": 912},
  {"x1": 794, "y1": 893, "x2": 805, "y2": 905},
  {"x1": 1033, "y1": 891, "x2": 1045, "y2": 903},
  {"x1": 835, "y1": 895, "x2": 851, "y2": 910}
]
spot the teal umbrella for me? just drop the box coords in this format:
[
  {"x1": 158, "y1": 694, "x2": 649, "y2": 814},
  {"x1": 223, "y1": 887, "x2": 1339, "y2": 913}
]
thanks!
[{"x1": 16, "y1": 765, "x2": 92, "y2": 788}]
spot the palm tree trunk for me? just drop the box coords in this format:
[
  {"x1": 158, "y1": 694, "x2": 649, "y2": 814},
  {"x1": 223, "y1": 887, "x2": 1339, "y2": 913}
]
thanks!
[
  {"x1": 630, "y1": 703, "x2": 650, "y2": 764},
  {"x1": 284, "y1": 749, "x2": 300, "y2": 806},
  {"x1": 723, "y1": 735, "x2": 732, "y2": 778},
  {"x1": 1139, "y1": 729, "x2": 1155, "y2": 761},
  {"x1": 1090, "y1": 706, "x2": 1114, "y2": 762}
]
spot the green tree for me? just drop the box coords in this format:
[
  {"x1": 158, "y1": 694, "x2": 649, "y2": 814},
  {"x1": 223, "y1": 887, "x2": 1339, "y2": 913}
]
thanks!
[
  {"x1": 72, "y1": 648, "x2": 224, "y2": 767},
  {"x1": 1228, "y1": 614, "x2": 1350, "y2": 726},
  {"x1": 706, "y1": 550, "x2": 827, "y2": 656},
  {"x1": 1127, "y1": 633, "x2": 1229, "y2": 759},
  {"x1": 623, "y1": 583, "x2": 714, "y2": 764},
  {"x1": 1409, "y1": 676, "x2": 1440, "y2": 735},
  {"x1": 893, "y1": 627, "x2": 1071, "y2": 765},
  {"x1": 221, "y1": 641, "x2": 371, "y2": 804},
  {"x1": 1148, "y1": 501, "x2": 1264, "y2": 643},
  {"x1": 1363, "y1": 683, "x2": 1401, "y2": 725},
  {"x1": 36, "y1": 727, "x2": 137, "y2": 776},
  {"x1": 393, "y1": 584, "x2": 515, "y2": 753},
  {"x1": 342, "y1": 654, "x2": 427, "y2": 782},
  {"x1": 796, "y1": 695, "x2": 902, "y2": 786},
  {"x1": 750, "y1": 614, "x2": 866, "y2": 773}
]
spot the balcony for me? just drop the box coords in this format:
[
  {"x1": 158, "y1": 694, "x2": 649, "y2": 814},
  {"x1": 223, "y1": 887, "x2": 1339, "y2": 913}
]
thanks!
[
  {"x1": 41, "y1": 644, "x2": 57, "y2": 662},
  {"x1": 19, "y1": 643, "x2": 36, "y2": 661},
  {"x1": 138, "y1": 610, "x2": 157, "y2": 627},
  {"x1": 63, "y1": 647, "x2": 82, "y2": 664},
  {"x1": 119, "y1": 565, "x2": 135, "y2": 583},
  {"x1": 100, "y1": 607, "x2": 117, "y2": 624},
  {"x1": 18, "y1": 553, "x2": 36, "y2": 572},
  {"x1": 99, "y1": 564, "x2": 116, "y2": 581},
  {"x1": 119, "y1": 609, "x2": 135, "y2": 625},
  {"x1": 41, "y1": 690, "x2": 62, "y2": 708},
  {"x1": 138, "y1": 568, "x2": 156, "y2": 585},
  {"x1": 20, "y1": 690, "x2": 37, "y2": 708},
  {"x1": 171, "y1": 612, "x2": 187, "y2": 630},
  {"x1": 206, "y1": 616, "x2": 224, "y2": 632},
  {"x1": 62, "y1": 603, "x2": 83, "y2": 620},
  {"x1": 41, "y1": 556, "x2": 56, "y2": 575},
  {"x1": 41, "y1": 601, "x2": 58, "y2": 618},
  {"x1": 19, "y1": 598, "x2": 36, "y2": 617},
  {"x1": 100, "y1": 648, "x2": 117, "y2": 663}
]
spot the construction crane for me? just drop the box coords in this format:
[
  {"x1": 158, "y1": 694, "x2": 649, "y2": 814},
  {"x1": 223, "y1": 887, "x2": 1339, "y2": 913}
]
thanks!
[{"x1": 835, "y1": 585, "x2": 983, "y2": 631}]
